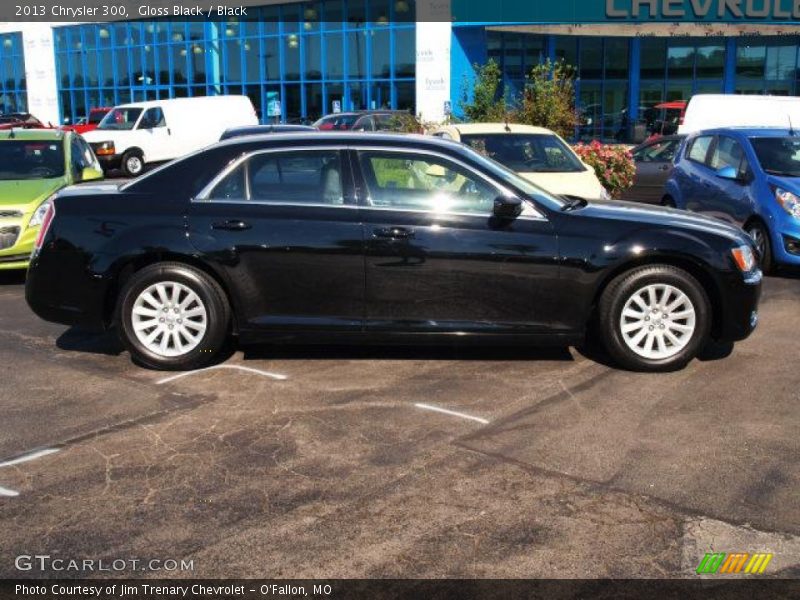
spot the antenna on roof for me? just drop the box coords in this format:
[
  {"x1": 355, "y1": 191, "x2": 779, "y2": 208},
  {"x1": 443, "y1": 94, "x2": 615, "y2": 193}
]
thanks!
[
  {"x1": 504, "y1": 114, "x2": 511, "y2": 133},
  {"x1": 8, "y1": 128, "x2": 15, "y2": 139},
  {"x1": 790, "y1": 114, "x2": 797, "y2": 137}
]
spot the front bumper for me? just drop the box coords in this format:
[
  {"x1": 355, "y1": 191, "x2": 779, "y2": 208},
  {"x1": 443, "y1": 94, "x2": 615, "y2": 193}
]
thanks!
[
  {"x1": 0, "y1": 218, "x2": 36, "y2": 270},
  {"x1": 714, "y1": 270, "x2": 762, "y2": 343},
  {"x1": 770, "y1": 213, "x2": 800, "y2": 266},
  {"x1": 96, "y1": 153, "x2": 122, "y2": 171}
]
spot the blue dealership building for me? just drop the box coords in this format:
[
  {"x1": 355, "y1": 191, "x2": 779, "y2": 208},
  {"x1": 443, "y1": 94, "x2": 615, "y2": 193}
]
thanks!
[{"x1": 1, "y1": 0, "x2": 800, "y2": 142}]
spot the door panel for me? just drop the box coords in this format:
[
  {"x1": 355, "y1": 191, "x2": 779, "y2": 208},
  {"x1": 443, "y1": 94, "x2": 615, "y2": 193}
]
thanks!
[
  {"x1": 187, "y1": 149, "x2": 365, "y2": 331},
  {"x1": 705, "y1": 135, "x2": 755, "y2": 225},
  {"x1": 353, "y1": 149, "x2": 561, "y2": 333}
]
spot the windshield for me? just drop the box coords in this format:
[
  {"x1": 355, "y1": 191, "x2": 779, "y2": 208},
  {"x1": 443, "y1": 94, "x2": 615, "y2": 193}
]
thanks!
[
  {"x1": 97, "y1": 107, "x2": 142, "y2": 131},
  {"x1": 88, "y1": 110, "x2": 109, "y2": 125},
  {"x1": 461, "y1": 133, "x2": 585, "y2": 173},
  {"x1": 751, "y1": 137, "x2": 800, "y2": 177},
  {"x1": 313, "y1": 114, "x2": 359, "y2": 130},
  {"x1": 460, "y1": 145, "x2": 565, "y2": 209},
  {"x1": 0, "y1": 140, "x2": 65, "y2": 180}
]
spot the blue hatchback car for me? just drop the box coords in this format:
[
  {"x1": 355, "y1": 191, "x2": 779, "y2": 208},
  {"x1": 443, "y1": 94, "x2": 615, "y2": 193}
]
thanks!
[{"x1": 665, "y1": 127, "x2": 800, "y2": 271}]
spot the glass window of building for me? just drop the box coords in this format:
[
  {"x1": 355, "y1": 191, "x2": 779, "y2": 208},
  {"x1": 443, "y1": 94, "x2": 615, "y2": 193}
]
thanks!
[
  {"x1": 50, "y1": 0, "x2": 416, "y2": 125},
  {"x1": 0, "y1": 32, "x2": 26, "y2": 113}
]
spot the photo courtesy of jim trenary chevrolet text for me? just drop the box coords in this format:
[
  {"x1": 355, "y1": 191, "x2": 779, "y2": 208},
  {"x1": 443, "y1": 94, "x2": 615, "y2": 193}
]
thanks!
[{"x1": 0, "y1": 0, "x2": 799, "y2": 598}]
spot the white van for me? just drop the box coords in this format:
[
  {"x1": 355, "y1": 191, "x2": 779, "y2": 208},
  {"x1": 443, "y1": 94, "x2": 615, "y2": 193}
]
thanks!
[
  {"x1": 83, "y1": 95, "x2": 258, "y2": 177},
  {"x1": 679, "y1": 94, "x2": 800, "y2": 135}
]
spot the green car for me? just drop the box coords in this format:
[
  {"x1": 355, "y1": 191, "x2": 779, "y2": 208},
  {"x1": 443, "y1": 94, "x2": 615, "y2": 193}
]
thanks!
[{"x1": 0, "y1": 129, "x2": 103, "y2": 270}]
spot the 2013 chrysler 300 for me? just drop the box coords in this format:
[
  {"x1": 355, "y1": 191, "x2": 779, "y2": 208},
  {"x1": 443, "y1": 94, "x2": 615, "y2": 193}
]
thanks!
[{"x1": 25, "y1": 134, "x2": 762, "y2": 372}]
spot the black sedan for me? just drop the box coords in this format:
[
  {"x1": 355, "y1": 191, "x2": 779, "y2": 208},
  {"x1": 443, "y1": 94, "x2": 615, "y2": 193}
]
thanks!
[{"x1": 26, "y1": 134, "x2": 762, "y2": 372}]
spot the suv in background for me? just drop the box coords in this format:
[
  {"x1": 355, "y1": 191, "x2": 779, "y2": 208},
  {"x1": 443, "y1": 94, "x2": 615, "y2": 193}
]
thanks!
[
  {"x1": 665, "y1": 127, "x2": 800, "y2": 272},
  {"x1": 314, "y1": 111, "x2": 421, "y2": 133}
]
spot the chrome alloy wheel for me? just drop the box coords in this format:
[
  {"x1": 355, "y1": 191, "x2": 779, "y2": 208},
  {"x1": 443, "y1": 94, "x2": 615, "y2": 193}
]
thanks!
[
  {"x1": 131, "y1": 281, "x2": 208, "y2": 357},
  {"x1": 747, "y1": 226, "x2": 766, "y2": 258},
  {"x1": 619, "y1": 284, "x2": 696, "y2": 360}
]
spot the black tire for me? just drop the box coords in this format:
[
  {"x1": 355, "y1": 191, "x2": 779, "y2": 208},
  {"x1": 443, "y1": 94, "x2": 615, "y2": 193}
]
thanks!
[
  {"x1": 745, "y1": 220, "x2": 773, "y2": 274},
  {"x1": 597, "y1": 265, "x2": 711, "y2": 372},
  {"x1": 661, "y1": 196, "x2": 676, "y2": 208},
  {"x1": 117, "y1": 262, "x2": 231, "y2": 370},
  {"x1": 121, "y1": 150, "x2": 145, "y2": 178}
]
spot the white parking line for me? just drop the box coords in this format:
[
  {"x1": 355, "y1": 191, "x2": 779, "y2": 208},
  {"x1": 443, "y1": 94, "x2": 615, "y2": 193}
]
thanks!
[
  {"x1": 414, "y1": 403, "x2": 490, "y2": 425},
  {"x1": 0, "y1": 486, "x2": 19, "y2": 497},
  {"x1": 156, "y1": 364, "x2": 288, "y2": 385},
  {"x1": 0, "y1": 447, "x2": 60, "y2": 469}
]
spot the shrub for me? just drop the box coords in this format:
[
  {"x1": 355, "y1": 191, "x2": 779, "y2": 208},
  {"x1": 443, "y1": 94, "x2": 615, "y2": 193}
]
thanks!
[
  {"x1": 573, "y1": 141, "x2": 635, "y2": 199},
  {"x1": 460, "y1": 60, "x2": 508, "y2": 123},
  {"x1": 515, "y1": 60, "x2": 579, "y2": 140}
]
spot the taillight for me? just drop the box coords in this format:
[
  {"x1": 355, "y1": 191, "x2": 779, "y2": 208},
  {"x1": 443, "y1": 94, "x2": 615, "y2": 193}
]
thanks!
[{"x1": 33, "y1": 202, "x2": 55, "y2": 251}]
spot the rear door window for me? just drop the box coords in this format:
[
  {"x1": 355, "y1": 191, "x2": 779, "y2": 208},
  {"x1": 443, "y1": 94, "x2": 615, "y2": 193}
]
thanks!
[
  {"x1": 205, "y1": 150, "x2": 346, "y2": 206},
  {"x1": 687, "y1": 135, "x2": 714, "y2": 165}
]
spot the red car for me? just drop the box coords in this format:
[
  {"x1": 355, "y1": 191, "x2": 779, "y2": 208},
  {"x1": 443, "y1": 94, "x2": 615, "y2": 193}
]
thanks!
[
  {"x1": 63, "y1": 107, "x2": 112, "y2": 135},
  {"x1": 0, "y1": 113, "x2": 49, "y2": 131}
]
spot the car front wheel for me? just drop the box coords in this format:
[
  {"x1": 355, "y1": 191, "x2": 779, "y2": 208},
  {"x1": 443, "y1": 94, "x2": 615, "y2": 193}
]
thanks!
[
  {"x1": 745, "y1": 221, "x2": 772, "y2": 274},
  {"x1": 117, "y1": 263, "x2": 231, "y2": 370},
  {"x1": 121, "y1": 150, "x2": 144, "y2": 177},
  {"x1": 598, "y1": 265, "x2": 711, "y2": 372}
]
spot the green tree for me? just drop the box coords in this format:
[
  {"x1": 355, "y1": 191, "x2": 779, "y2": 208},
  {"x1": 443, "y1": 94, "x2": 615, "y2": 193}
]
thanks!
[
  {"x1": 515, "y1": 59, "x2": 579, "y2": 139},
  {"x1": 460, "y1": 59, "x2": 507, "y2": 123}
]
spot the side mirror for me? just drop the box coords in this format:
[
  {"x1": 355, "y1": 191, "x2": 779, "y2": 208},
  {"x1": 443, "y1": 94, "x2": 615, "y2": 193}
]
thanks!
[
  {"x1": 79, "y1": 167, "x2": 104, "y2": 182},
  {"x1": 716, "y1": 166, "x2": 738, "y2": 180},
  {"x1": 493, "y1": 195, "x2": 523, "y2": 219}
]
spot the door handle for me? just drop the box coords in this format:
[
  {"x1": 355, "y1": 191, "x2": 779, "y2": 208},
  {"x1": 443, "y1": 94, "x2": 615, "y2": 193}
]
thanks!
[
  {"x1": 374, "y1": 226, "x2": 414, "y2": 240},
  {"x1": 659, "y1": 164, "x2": 671, "y2": 171},
  {"x1": 212, "y1": 220, "x2": 251, "y2": 231}
]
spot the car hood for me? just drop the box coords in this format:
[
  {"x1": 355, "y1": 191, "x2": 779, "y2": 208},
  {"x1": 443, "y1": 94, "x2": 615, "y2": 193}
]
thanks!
[
  {"x1": 519, "y1": 169, "x2": 606, "y2": 200},
  {"x1": 765, "y1": 174, "x2": 800, "y2": 194},
  {"x1": 577, "y1": 199, "x2": 751, "y2": 245},
  {"x1": 82, "y1": 129, "x2": 123, "y2": 142},
  {"x1": 0, "y1": 178, "x2": 67, "y2": 211}
]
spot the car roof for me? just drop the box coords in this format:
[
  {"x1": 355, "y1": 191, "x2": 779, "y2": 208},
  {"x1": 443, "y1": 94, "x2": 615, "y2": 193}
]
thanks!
[
  {"x1": 690, "y1": 127, "x2": 799, "y2": 137},
  {"x1": 318, "y1": 110, "x2": 407, "y2": 118},
  {"x1": 216, "y1": 131, "x2": 459, "y2": 150},
  {"x1": 0, "y1": 129, "x2": 67, "y2": 142},
  {"x1": 437, "y1": 123, "x2": 558, "y2": 136}
]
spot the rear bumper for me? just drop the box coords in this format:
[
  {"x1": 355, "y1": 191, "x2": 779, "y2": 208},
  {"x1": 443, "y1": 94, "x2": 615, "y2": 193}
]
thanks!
[{"x1": 26, "y1": 249, "x2": 109, "y2": 330}]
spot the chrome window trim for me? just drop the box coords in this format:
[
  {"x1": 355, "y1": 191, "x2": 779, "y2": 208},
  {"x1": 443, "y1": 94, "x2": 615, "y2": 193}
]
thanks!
[{"x1": 192, "y1": 144, "x2": 547, "y2": 222}]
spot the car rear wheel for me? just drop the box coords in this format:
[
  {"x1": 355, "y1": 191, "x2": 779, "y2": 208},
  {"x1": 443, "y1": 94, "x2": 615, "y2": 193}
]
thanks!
[
  {"x1": 598, "y1": 265, "x2": 711, "y2": 372},
  {"x1": 121, "y1": 150, "x2": 144, "y2": 177},
  {"x1": 117, "y1": 263, "x2": 230, "y2": 370},
  {"x1": 745, "y1": 221, "x2": 772, "y2": 274}
]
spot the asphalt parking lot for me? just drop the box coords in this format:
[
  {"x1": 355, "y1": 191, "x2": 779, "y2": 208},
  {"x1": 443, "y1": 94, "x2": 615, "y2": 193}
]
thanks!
[{"x1": 0, "y1": 269, "x2": 798, "y2": 579}]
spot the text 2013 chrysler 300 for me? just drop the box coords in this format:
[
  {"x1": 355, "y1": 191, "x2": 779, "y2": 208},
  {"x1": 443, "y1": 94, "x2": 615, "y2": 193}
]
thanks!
[{"x1": 26, "y1": 134, "x2": 762, "y2": 372}]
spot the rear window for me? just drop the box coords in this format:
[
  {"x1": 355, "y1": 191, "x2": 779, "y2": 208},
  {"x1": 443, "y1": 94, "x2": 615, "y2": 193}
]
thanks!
[
  {"x1": 460, "y1": 133, "x2": 584, "y2": 173},
  {"x1": 123, "y1": 146, "x2": 244, "y2": 200}
]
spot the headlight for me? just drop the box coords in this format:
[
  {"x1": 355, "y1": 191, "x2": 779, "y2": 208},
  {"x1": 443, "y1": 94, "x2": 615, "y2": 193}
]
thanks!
[
  {"x1": 94, "y1": 141, "x2": 115, "y2": 156},
  {"x1": 731, "y1": 245, "x2": 756, "y2": 273},
  {"x1": 28, "y1": 196, "x2": 54, "y2": 228},
  {"x1": 774, "y1": 187, "x2": 800, "y2": 219}
]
